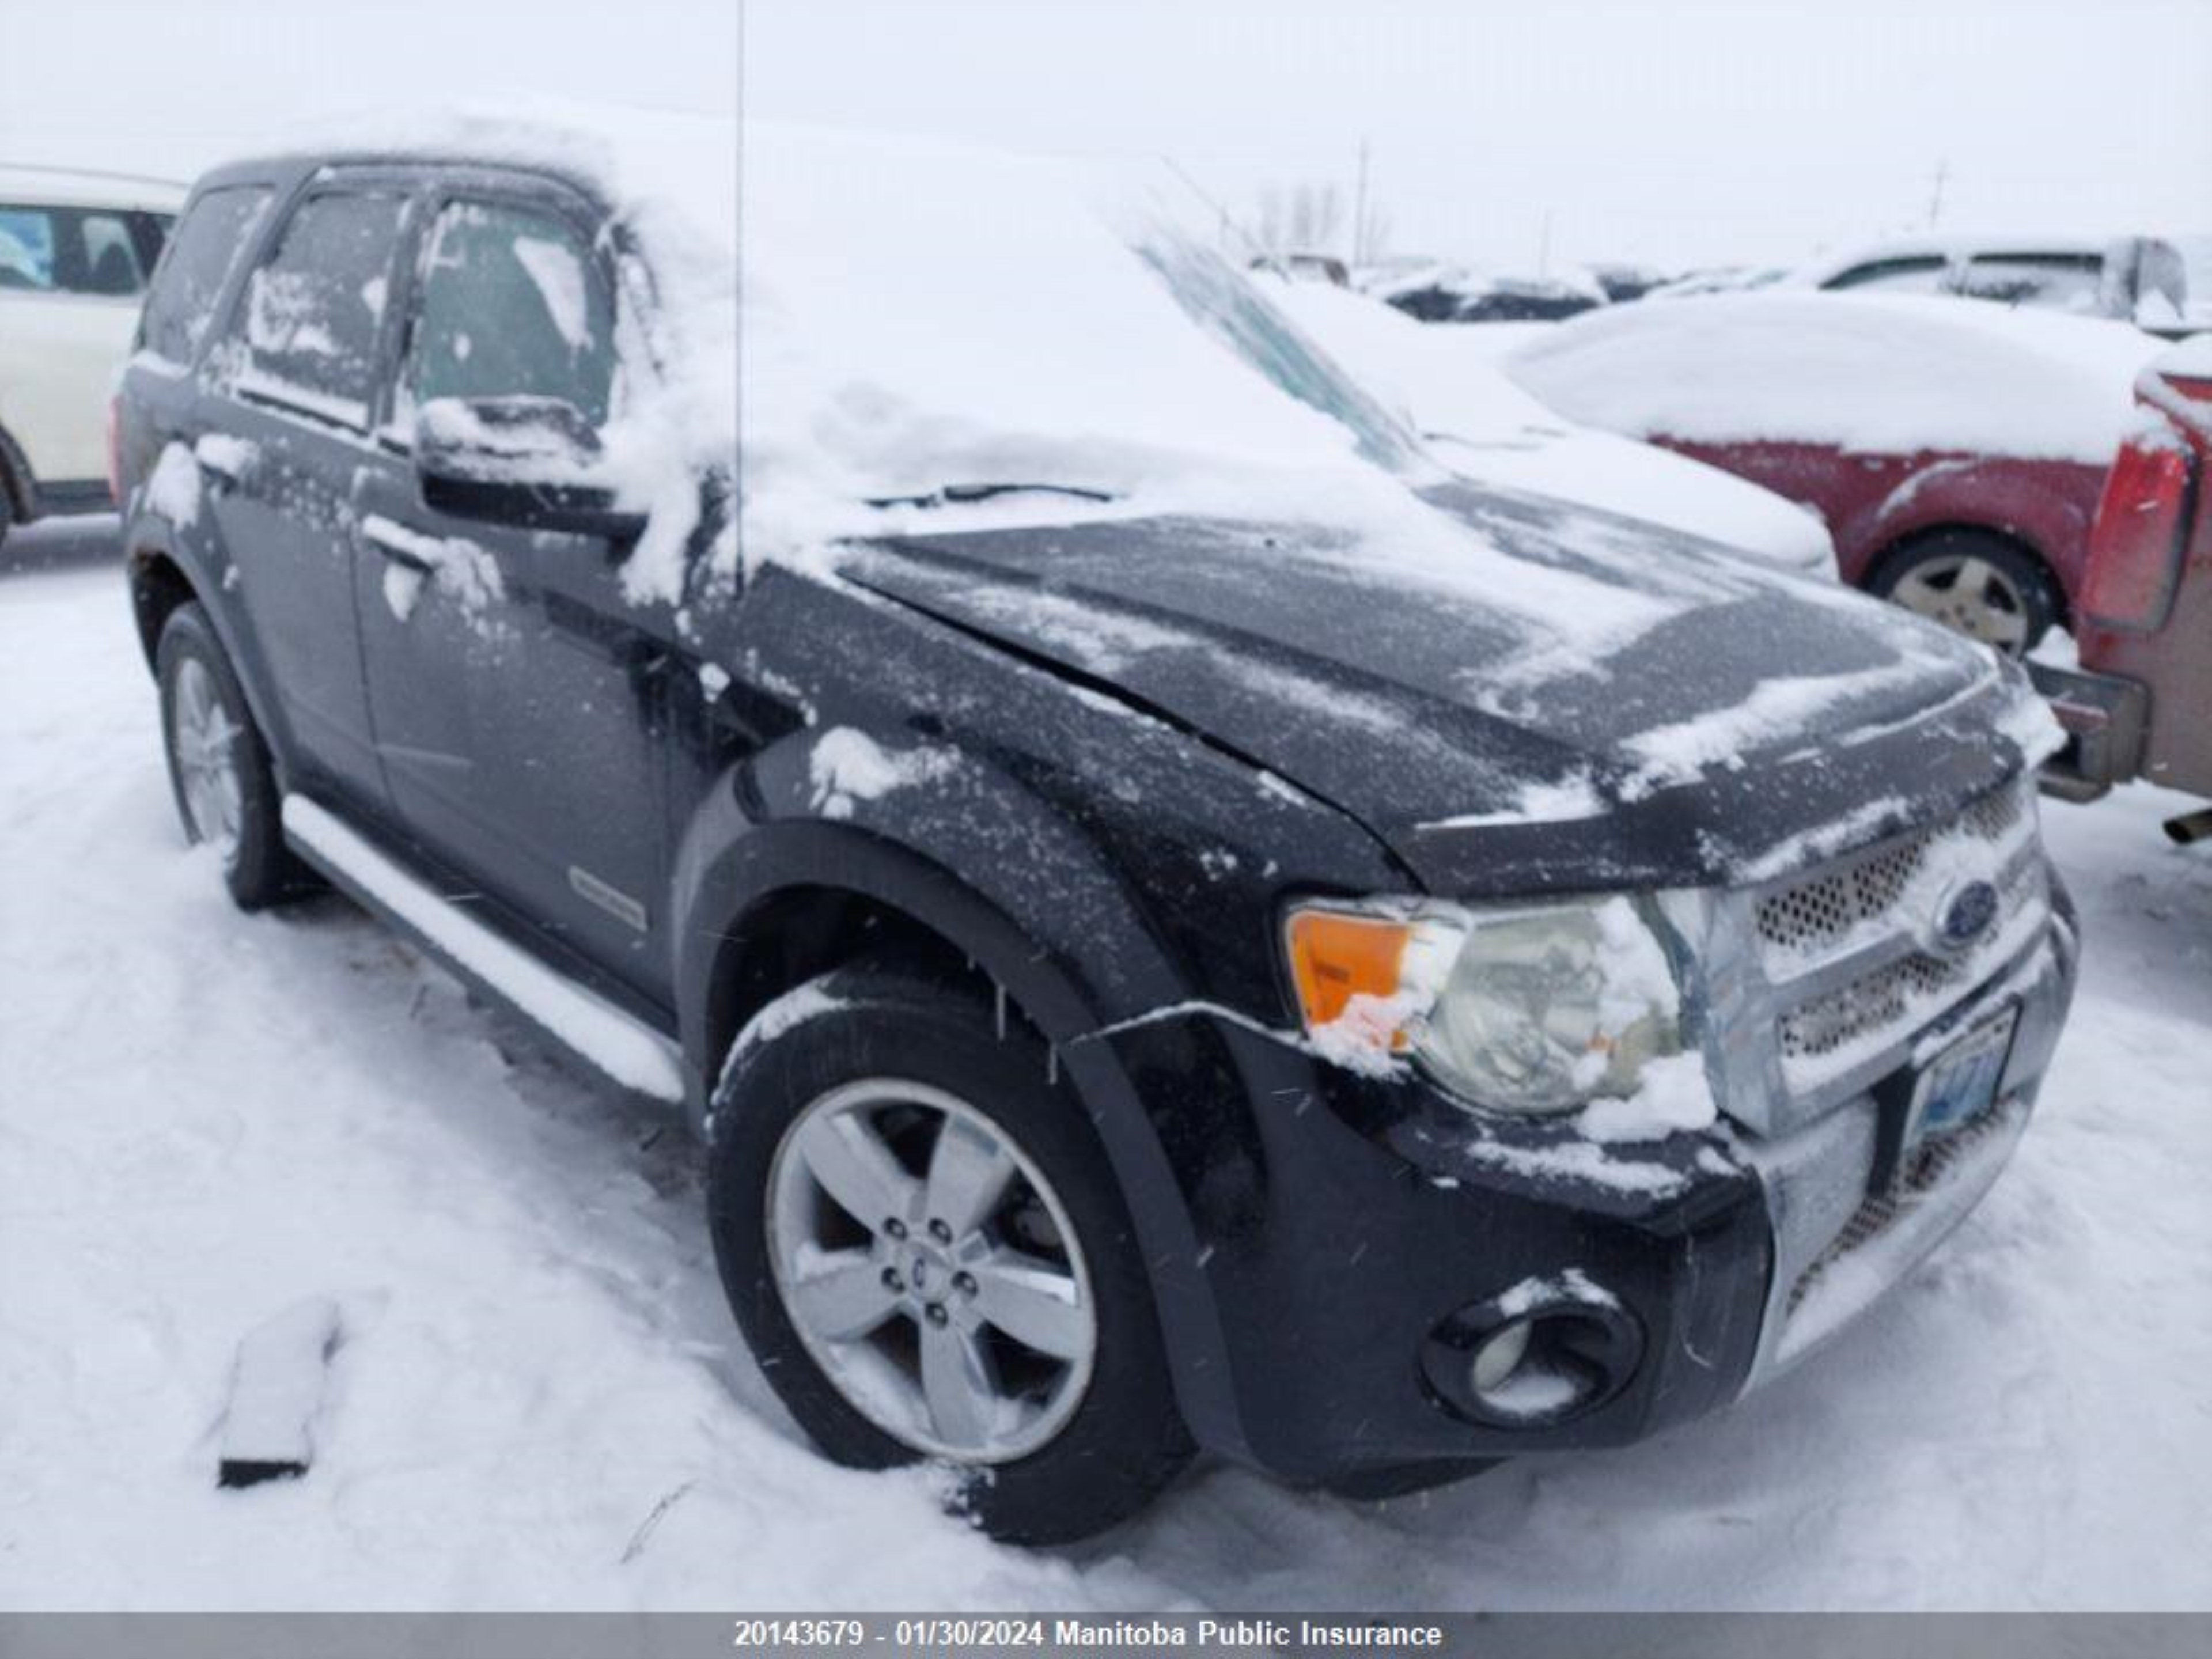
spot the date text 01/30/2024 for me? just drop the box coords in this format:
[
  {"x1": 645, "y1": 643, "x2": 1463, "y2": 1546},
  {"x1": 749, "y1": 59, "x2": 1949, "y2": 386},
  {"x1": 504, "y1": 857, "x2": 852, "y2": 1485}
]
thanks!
[{"x1": 728, "y1": 1619, "x2": 1449, "y2": 1651}]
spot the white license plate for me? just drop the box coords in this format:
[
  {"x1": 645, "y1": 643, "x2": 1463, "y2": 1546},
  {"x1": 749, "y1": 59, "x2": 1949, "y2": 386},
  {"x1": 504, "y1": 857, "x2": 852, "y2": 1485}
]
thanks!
[{"x1": 1905, "y1": 1007, "x2": 2018, "y2": 1152}]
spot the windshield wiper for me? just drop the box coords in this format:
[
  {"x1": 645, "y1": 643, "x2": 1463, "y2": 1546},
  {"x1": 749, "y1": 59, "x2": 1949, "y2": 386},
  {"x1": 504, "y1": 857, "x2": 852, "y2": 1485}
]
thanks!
[{"x1": 865, "y1": 481, "x2": 1118, "y2": 510}]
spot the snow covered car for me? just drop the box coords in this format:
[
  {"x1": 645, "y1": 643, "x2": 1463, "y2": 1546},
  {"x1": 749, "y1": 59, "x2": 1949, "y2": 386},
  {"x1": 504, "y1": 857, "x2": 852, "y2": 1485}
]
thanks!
[
  {"x1": 1502, "y1": 292, "x2": 2167, "y2": 653},
  {"x1": 1799, "y1": 232, "x2": 2194, "y2": 334},
  {"x1": 1262, "y1": 278, "x2": 1836, "y2": 578},
  {"x1": 2035, "y1": 338, "x2": 2212, "y2": 835},
  {"x1": 113, "y1": 115, "x2": 2078, "y2": 1544},
  {"x1": 1363, "y1": 259, "x2": 1607, "y2": 324},
  {"x1": 0, "y1": 165, "x2": 183, "y2": 545}
]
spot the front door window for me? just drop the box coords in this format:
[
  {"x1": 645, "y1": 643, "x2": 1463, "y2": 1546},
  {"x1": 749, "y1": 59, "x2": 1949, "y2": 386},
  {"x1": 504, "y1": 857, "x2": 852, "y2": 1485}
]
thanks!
[{"x1": 407, "y1": 200, "x2": 616, "y2": 428}]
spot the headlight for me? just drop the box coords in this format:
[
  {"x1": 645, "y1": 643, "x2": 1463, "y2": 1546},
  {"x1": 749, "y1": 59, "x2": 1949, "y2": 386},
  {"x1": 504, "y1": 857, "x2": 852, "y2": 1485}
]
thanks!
[{"x1": 1283, "y1": 895, "x2": 1687, "y2": 1115}]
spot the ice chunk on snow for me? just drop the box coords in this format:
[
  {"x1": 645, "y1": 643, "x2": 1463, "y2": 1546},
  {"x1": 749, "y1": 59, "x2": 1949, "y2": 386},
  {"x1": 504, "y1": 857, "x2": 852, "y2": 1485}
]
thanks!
[{"x1": 217, "y1": 1297, "x2": 340, "y2": 1486}]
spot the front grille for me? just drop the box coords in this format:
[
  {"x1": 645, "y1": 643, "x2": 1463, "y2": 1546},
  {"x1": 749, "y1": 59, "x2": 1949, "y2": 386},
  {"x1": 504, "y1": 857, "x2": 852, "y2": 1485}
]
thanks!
[
  {"x1": 1748, "y1": 778, "x2": 2046, "y2": 1100},
  {"x1": 1779, "y1": 952, "x2": 1963, "y2": 1062},
  {"x1": 1774, "y1": 849, "x2": 2044, "y2": 1081},
  {"x1": 1755, "y1": 782, "x2": 2029, "y2": 964},
  {"x1": 1785, "y1": 1101, "x2": 2021, "y2": 1317}
]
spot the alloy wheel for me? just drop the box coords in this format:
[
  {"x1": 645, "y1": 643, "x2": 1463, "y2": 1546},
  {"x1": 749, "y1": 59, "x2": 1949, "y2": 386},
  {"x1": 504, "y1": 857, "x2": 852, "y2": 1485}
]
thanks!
[
  {"x1": 1887, "y1": 554, "x2": 2032, "y2": 654},
  {"x1": 171, "y1": 657, "x2": 245, "y2": 862},
  {"x1": 766, "y1": 1078, "x2": 1098, "y2": 1462}
]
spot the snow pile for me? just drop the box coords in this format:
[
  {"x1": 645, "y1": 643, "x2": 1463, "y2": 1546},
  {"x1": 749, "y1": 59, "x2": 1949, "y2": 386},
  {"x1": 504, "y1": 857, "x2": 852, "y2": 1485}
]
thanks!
[
  {"x1": 1505, "y1": 292, "x2": 2165, "y2": 463},
  {"x1": 1262, "y1": 279, "x2": 1835, "y2": 573},
  {"x1": 1574, "y1": 1053, "x2": 1717, "y2": 1143},
  {"x1": 806, "y1": 727, "x2": 959, "y2": 821},
  {"x1": 142, "y1": 441, "x2": 201, "y2": 526}
]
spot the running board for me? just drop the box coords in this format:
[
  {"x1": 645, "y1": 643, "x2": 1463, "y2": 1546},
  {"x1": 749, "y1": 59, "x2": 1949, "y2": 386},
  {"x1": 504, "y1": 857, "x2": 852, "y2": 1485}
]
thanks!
[{"x1": 281, "y1": 796, "x2": 686, "y2": 1104}]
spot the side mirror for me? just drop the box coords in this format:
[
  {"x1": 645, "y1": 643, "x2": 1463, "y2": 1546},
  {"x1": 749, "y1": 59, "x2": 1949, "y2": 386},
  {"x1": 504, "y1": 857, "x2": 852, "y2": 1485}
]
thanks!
[{"x1": 414, "y1": 395, "x2": 647, "y2": 540}]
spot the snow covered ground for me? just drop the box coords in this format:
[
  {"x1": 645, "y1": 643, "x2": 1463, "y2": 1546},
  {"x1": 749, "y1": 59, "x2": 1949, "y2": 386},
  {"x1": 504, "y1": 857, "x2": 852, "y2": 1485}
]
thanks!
[{"x1": 2, "y1": 553, "x2": 2209, "y2": 1611}]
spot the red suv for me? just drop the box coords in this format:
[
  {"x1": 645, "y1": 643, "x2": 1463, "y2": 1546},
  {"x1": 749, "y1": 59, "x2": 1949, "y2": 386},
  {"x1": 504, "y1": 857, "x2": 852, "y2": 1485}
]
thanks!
[{"x1": 2036, "y1": 339, "x2": 2212, "y2": 842}]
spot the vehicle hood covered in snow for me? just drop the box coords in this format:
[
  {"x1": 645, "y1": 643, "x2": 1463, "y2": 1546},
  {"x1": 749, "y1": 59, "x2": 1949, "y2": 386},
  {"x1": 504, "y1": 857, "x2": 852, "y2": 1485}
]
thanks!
[{"x1": 835, "y1": 484, "x2": 2046, "y2": 896}]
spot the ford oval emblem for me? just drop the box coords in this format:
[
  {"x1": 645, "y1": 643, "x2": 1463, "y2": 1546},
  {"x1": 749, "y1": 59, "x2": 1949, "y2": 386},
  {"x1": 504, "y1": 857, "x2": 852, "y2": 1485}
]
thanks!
[{"x1": 1933, "y1": 878, "x2": 2001, "y2": 955}]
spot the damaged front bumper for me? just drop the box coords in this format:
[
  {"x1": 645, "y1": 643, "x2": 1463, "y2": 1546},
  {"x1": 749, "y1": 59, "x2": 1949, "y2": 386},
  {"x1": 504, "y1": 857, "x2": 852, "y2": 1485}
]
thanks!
[{"x1": 1102, "y1": 873, "x2": 2077, "y2": 1491}]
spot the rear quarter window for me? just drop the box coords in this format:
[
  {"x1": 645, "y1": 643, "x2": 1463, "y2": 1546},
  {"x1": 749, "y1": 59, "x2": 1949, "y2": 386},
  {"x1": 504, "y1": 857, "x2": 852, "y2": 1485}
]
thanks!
[{"x1": 139, "y1": 186, "x2": 274, "y2": 364}]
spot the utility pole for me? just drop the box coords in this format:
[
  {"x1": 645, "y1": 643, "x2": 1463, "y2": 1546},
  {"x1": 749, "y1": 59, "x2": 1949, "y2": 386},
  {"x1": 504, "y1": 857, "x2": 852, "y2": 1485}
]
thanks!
[
  {"x1": 1928, "y1": 157, "x2": 1949, "y2": 229},
  {"x1": 1353, "y1": 137, "x2": 1370, "y2": 265}
]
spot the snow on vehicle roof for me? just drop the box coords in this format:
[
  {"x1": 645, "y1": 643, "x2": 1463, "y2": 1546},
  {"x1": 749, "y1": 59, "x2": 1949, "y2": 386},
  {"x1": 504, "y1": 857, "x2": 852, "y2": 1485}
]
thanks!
[
  {"x1": 1503, "y1": 291, "x2": 2165, "y2": 464},
  {"x1": 0, "y1": 163, "x2": 185, "y2": 211},
  {"x1": 226, "y1": 101, "x2": 736, "y2": 257},
  {"x1": 214, "y1": 111, "x2": 1856, "y2": 690},
  {"x1": 223, "y1": 101, "x2": 740, "y2": 604},
  {"x1": 1794, "y1": 230, "x2": 2138, "y2": 286}
]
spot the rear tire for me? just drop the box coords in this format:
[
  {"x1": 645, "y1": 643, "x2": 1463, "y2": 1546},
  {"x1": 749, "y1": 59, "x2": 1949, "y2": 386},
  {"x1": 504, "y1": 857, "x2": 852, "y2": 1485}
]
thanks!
[
  {"x1": 156, "y1": 601, "x2": 312, "y2": 910},
  {"x1": 707, "y1": 961, "x2": 1192, "y2": 1543},
  {"x1": 1870, "y1": 531, "x2": 2059, "y2": 656}
]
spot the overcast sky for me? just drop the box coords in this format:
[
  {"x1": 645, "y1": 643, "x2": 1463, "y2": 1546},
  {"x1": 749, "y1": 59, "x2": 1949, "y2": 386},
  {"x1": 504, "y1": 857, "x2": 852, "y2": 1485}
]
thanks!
[{"x1": 6, "y1": 0, "x2": 2206, "y2": 273}]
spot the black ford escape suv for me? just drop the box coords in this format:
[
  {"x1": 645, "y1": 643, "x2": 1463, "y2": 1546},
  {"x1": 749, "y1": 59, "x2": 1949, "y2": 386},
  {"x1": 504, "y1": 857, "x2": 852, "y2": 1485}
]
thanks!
[{"x1": 113, "y1": 117, "x2": 2077, "y2": 1543}]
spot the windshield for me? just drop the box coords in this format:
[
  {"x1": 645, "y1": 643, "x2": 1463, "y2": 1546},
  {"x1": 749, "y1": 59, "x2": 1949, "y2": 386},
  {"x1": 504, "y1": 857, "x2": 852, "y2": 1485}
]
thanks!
[
  {"x1": 739, "y1": 125, "x2": 1441, "y2": 538},
  {"x1": 1130, "y1": 228, "x2": 1429, "y2": 475}
]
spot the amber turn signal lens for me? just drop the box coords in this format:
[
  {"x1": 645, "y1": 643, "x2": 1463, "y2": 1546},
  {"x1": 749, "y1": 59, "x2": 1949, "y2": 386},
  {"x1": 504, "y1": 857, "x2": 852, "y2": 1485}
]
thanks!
[{"x1": 1286, "y1": 910, "x2": 1414, "y2": 1041}]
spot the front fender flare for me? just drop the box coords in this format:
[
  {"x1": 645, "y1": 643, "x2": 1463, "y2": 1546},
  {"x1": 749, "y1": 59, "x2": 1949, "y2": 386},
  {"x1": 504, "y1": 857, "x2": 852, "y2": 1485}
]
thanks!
[{"x1": 668, "y1": 771, "x2": 1260, "y2": 1463}]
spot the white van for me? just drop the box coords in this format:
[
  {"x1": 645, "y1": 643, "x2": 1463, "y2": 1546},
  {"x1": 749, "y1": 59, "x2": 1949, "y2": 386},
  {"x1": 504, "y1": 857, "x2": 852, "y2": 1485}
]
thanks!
[{"x1": 1, "y1": 165, "x2": 184, "y2": 543}]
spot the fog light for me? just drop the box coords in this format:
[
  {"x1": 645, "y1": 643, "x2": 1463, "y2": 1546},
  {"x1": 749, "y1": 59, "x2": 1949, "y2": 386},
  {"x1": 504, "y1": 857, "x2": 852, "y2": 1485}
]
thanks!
[
  {"x1": 1469, "y1": 1319, "x2": 1532, "y2": 1395},
  {"x1": 1423, "y1": 1279, "x2": 1643, "y2": 1428}
]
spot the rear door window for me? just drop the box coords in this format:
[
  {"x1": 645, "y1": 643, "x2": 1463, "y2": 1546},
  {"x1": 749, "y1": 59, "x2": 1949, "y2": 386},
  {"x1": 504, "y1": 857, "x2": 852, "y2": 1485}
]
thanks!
[
  {"x1": 139, "y1": 185, "x2": 273, "y2": 363},
  {"x1": 238, "y1": 190, "x2": 408, "y2": 427},
  {"x1": 403, "y1": 199, "x2": 616, "y2": 429},
  {"x1": 0, "y1": 204, "x2": 158, "y2": 296}
]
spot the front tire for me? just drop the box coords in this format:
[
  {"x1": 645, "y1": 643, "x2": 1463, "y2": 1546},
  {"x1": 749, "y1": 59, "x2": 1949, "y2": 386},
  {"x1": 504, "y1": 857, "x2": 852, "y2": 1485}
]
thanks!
[
  {"x1": 1870, "y1": 531, "x2": 2059, "y2": 656},
  {"x1": 707, "y1": 962, "x2": 1192, "y2": 1543},
  {"x1": 156, "y1": 602, "x2": 309, "y2": 910}
]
